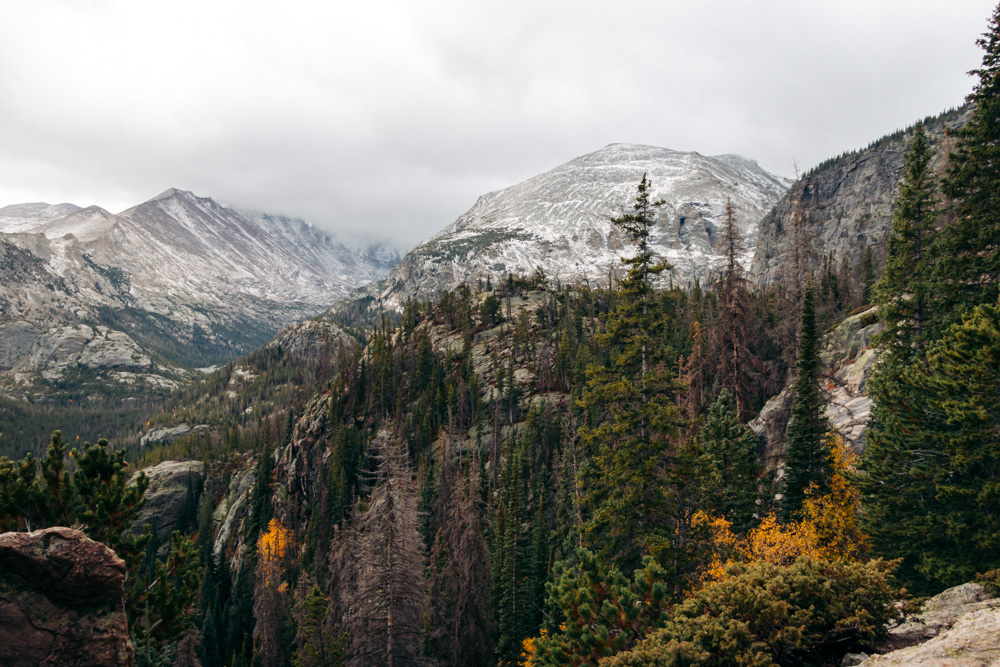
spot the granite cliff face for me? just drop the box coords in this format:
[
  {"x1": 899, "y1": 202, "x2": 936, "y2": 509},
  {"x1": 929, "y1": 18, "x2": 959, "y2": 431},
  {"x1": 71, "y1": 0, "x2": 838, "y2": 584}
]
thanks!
[
  {"x1": 0, "y1": 527, "x2": 134, "y2": 667},
  {"x1": 130, "y1": 460, "x2": 204, "y2": 553},
  {"x1": 751, "y1": 107, "x2": 969, "y2": 287}
]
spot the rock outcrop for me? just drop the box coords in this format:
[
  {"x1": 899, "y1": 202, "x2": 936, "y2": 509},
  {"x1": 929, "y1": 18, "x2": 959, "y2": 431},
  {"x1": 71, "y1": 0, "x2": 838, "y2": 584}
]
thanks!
[
  {"x1": 850, "y1": 583, "x2": 1000, "y2": 666},
  {"x1": 750, "y1": 306, "x2": 883, "y2": 465},
  {"x1": 266, "y1": 318, "x2": 358, "y2": 359},
  {"x1": 140, "y1": 424, "x2": 210, "y2": 447},
  {"x1": 131, "y1": 460, "x2": 204, "y2": 550},
  {"x1": 0, "y1": 527, "x2": 134, "y2": 667}
]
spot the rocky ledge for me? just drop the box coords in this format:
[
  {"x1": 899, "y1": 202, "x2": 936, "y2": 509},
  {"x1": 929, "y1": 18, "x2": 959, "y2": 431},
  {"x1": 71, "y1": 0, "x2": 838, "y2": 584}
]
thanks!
[
  {"x1": 844, "y1": 582, "x2": 1000, "y2": 666},
  {"x1": 0, "y1": 526, "x2": 134, "y2": 666}
]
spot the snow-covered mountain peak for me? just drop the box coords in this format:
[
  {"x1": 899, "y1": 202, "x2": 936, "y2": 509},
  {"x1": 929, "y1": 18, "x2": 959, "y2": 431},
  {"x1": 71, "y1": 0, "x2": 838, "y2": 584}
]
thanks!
[
  {"x1": 145, "y1": 187, "x2": 193, "y2": 203},
  {"x1": 0, "y1": 202, "x2": 85, "y2": 234},
  {"x1": 0, "y1": 202, "x2": 82, "y2": 219},
  {"x1": 36, "y1": 205, "x2": 119, "y2": 243},
  {"x1": 361, "y1": 143, "x2": 791, "y2": 310}
]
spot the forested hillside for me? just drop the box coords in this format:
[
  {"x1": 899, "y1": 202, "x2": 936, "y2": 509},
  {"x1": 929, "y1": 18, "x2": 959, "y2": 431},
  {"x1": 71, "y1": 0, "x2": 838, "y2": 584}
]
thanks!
[{"x1": 3, "y1": 5, "x2": 1000, "y2": 666}]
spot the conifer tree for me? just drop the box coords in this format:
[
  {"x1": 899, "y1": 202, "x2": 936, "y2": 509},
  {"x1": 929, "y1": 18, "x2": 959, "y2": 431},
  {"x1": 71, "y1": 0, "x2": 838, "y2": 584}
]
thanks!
[
  {"x1": 578, "y1": 174, "x2": 685, "y2": 572},
  {"x1": 40, "y1": 430, "x2": 72, "y2": 525},
  {"x1": 345, "y1": 441, "x2": 425, "y2": 667},
  {"x1": 939, "y1": 3, "x2": 1000, "y2": 317},
  {"x1": 860, "y1": 246, "x2": 876, "y2": 305},
  {"x1": 699, "y1": 390, "x2": 761, "y2": 534},
  {"x1": 714, "y1": 198, "x2": 756, "y2": 421},
  {"x1": 292, "y1": 586, "x2": 346, "y2": 667},
  {"x1": 859, "y1": 4, "x2": 1000, "y2": 595},
  {"x1": 860, "y1": 302, "x2": 1000, "y2": 592},
  {"x1": 874, "y1": 121, "x2": 939, "y2": 361},
  {"x1": 532, "y1": 548, "x2": 671, "y2": 666},
  {"x1": 782, "y1": 279, "x2": 832, "y2": 518},
  {"x1": 0, "y1": 453, "x2": 42, "y2": 531},
  {"x1": 73, "y1": 439, "x2": 151, "y2": 585},
  {"x1": 492, "y1": 433, "x2": 533, "y2": 666},
  {"x1": 428, "y1": 448, "x2": 492, "y2": 666}
]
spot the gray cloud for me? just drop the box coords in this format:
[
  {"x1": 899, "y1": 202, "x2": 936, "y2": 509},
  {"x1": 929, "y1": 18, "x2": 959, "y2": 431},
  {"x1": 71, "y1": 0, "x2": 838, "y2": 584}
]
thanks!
[{"x1": 0, "y1": 0, "x2": 992, "y2": 248}]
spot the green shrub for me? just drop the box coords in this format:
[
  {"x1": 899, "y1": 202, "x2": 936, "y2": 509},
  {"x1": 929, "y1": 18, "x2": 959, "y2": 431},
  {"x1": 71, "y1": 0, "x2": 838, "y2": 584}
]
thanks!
[
  {"x1": 976, "y1": 569, "x2": 1000, "y2": 598},
  {"x1": 601, "y1": 557, "x2": 905, "y2": 667}
]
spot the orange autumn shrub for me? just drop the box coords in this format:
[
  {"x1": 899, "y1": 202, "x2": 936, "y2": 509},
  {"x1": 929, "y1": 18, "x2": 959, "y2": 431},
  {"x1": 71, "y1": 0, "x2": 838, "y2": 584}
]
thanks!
[{"x1": 699, "y1": 436, "x2": 867, "y2": 585}]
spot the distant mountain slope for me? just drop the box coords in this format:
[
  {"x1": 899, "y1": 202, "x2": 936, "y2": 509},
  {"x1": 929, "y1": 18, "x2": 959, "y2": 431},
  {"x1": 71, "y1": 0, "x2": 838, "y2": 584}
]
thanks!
[
  {"x1": 0, "y1": 189, "x2": 398, "y2": 395},
  {"x1": 352, "y1": 144, "x2": 790, "y2": 310},
  {"x1": 751, "y1": 107, "x2": 970, "y2": 287}
]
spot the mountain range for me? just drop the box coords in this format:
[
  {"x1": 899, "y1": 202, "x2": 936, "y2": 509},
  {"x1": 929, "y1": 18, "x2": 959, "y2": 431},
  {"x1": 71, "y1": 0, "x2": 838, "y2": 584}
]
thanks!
[
  {"x1": 0, "y1": 189, "x2": 399, "y2": 397},
  {"x1": 1, "y1": 113, "x2": 957, "y2": 402}
]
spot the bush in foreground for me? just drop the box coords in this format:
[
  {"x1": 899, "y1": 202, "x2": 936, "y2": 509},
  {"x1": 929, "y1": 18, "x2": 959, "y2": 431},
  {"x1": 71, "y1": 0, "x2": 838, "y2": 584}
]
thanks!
[{"x1": 601, "y1": 557, "x2": 905, "y2": 667}]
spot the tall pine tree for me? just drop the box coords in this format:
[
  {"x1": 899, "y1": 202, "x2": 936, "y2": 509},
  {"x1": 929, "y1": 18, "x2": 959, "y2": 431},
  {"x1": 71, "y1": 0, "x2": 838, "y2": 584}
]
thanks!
[
  {"x1": 578, "y1": 174, "x2": 685, "y2": 573},
  {"x1": 938, "y1": 2, "x2": 1000, "y2": 317},
  {"x1": 782, "y1": 278, "x2": 832, "y2": 518},
  {"x1": 714, "y1": 197, "x2": 756, "y2": 421},
  {"x1": 860, "y1": 303, "x2": 1000, "y2": 592},
  {"x1": 874, "y1": 121, "x2": 939, "y2": 360},
  {"x1": 699, "y1": 390, "x2": 761, "y2": 534}
]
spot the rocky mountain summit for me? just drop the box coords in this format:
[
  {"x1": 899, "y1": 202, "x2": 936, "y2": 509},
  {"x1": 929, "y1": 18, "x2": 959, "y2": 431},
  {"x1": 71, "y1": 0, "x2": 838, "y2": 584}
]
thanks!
[
  {"x1": 354, "y1": 143, "x2": 789, "y2": 310},
  {"x1": 0, "y1": 190, "x2": 397, "y2": 395}
]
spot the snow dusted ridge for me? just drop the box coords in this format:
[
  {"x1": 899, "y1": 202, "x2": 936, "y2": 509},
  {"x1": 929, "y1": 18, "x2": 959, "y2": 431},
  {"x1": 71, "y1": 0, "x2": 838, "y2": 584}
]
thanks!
[
  {"x1": 362, "y1": 144, "x2": 791, "y2": 310},
  {"x1": 0, "y1": 191, "x2": 399, "y2": 389}
]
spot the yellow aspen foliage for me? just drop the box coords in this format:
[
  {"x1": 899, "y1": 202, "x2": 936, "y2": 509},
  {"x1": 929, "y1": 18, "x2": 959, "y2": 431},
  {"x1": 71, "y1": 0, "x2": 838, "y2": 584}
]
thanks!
[
  {"x1": 520, "y1": 634, "x2": 537, "y2": 666},
  {"x1": 800, "y1": 435, "x2": 867, "y2": 560},
  {"x1": 698, "y1": 440, "x2": 866, "y2": 586},
  {"x1": 523, "y1": 625, "x2": 561, "y2": 666},
  {"x1": 697, "y1": 512, "x2": 823, "y2": 585},
  {"x1": 258, "y1": 518, "x2": 293, "y2": 565}
]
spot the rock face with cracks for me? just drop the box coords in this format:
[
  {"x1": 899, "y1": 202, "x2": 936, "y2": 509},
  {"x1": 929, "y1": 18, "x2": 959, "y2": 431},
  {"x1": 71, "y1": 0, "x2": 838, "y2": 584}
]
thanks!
[
  {"x1": 0, "y1": 527, "x2": 134, "y2": 667},
  {"x1": 130, "y1": 460, "x2": 204, "y2": 553}
]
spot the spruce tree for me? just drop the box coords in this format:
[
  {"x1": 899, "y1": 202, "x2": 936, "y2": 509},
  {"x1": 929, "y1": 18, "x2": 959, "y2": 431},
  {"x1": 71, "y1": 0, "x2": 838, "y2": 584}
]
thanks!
[
  {"x1": 292, "y1": 586, "x2": 346, "y2": 667},
  {"x1": 492, "y1": 433, "x2": 533, "y2": 667},
  {"x1": 860, "y1": 302, "x2": 1000, "y2": 592},
  {"x1": 699, "y1": 390, "x2": 761, "y2": 534},
  {"x1": 714, "y1": 197, "x2": 756, "y2": 421},
  {"x1": 938, "y1": 3, "x2": 1000, "y2": 317},
  {"x1": 874, "y1": 121, "x2": 939, "y2": 361},
  {"x1": 782, "y1": 278, "x2": 831, "y2": 518},
  {"x1": 578, "y1": 174, "x2": 684, "y2": 573}
]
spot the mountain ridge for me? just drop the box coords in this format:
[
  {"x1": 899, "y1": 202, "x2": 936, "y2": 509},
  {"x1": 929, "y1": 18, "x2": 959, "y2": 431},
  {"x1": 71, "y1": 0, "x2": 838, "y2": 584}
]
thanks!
[{"x1": 0, "y1": 189, "x2": 398, "y2": 399}]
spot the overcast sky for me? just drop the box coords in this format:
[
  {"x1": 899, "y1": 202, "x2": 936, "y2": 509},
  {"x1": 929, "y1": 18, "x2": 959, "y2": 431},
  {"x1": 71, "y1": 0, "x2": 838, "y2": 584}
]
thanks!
[{"x1": 0, "y1": 0, "x2": 993, "y2": 249}]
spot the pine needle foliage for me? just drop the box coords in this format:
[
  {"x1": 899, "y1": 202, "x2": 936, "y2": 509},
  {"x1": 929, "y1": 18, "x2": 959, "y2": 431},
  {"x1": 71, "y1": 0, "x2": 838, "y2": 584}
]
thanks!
[{"x1": 781, "y1": 279, "x2": 832, "y2": 518}]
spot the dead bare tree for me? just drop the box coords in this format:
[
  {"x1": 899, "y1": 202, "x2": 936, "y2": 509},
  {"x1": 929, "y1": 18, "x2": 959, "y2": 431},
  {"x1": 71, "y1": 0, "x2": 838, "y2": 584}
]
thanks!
[
  {"x1": 713, "y1": 197, "x2": 757, "y2": 421},
  {"x1": 343, "y1": 440, "x2": 426, "y2": 667}
]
